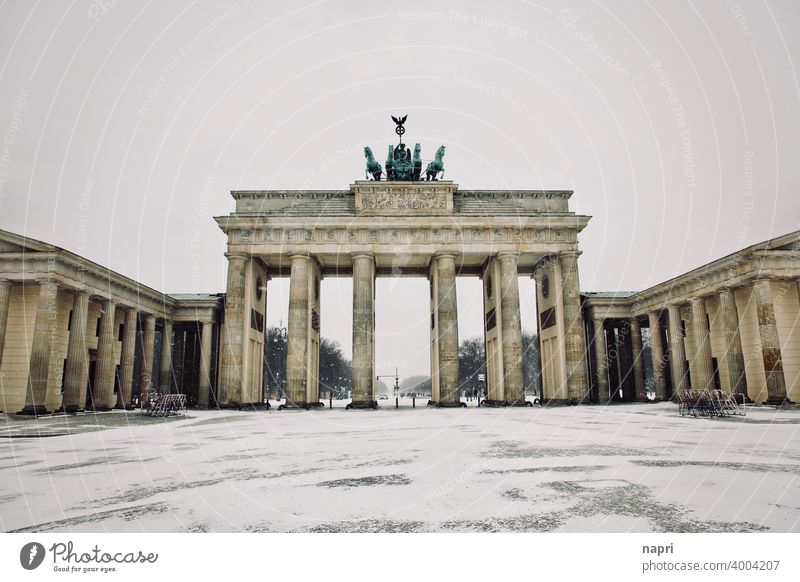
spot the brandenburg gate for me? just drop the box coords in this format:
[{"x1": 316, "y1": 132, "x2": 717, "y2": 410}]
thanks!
[
  {"x1": 4, "y1": 117, "x2": 793, "y2": 415},
  {"x1": 214, "y1": 117, "x2": 591, "y2": 409}
]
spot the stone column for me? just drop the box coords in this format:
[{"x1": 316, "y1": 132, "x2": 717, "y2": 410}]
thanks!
[
  {"x1": 0, "y1": 279, "x2": 11, "y2": 369},
  {"x1": 497, "y1": 252, "x2": 524, "y2": 405},
  {"x1": 667, "y1": 305, "x2": 687, "y2": 395},
  {"x1": 428, "y1": 268, "x2": 441, "y2": 403},
  {"x1": 218, "y1": 253, "x2": 246, "y2": 405},
  {"x1": 20, "y1": 281, "x2": 57, "y2": 415},
  {"x1": 62, "y1": 291, "x2": 90, "y2": 413},
  {"x1": 435, "y1": 252, "x2": 461, "y2": 407},
  {"x1": 172, "y1": 326, "x2": 185, "y2": 393},
  {"x1": 630, "y1": 317, "x2": 646, "y2": 399},
  {"x1": 286, "y1": 254, "x2": 310, "y2": 408},
  {"x1": 718, "y1": 288, "x2": 747, "y2": 398},
  {"x1": 159, "y1": 319, "x2": 173, "y2": 394},
  {"x1": 116, "y1": 308, "x2": 137, "y2": 409},
  {"x1": 647, "y1": 311, "x2": 667, "y2": 400},
  {"x1": 753, "y1": 279, "x2": 789, "y2": 404},
  {"x1": 139, "y1": 314, "x2": 156, "y2": 402},
  {"x1": 198, "y1": 321, "x2": 214, "y2": 408},
  {"x1": 592, "y1": 317, "x2": 609, "y2": 402},
  {"x1": 350, "y1": 252, "x2": 375, "y2": 408},
  {"x1": 559, "y1": 251, "x2": 590, "y2": 401},
  {"x1": 92, "y1": 298, "x2": 117, "y2": 411},
  {"x1": 689, "y1": 297, "x2": 714, "y2": 390}
]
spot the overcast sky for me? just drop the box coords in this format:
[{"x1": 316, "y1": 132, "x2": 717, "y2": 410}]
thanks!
[{"x1": 1, "y1": 0, "x2": 798, "y2": 378}]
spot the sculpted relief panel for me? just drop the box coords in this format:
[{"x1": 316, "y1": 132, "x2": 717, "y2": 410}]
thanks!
[{"x1": 357, "y1": 191, "x2": 451, "y2": 214}]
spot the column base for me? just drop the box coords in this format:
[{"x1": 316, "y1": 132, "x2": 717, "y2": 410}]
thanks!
[
  {"x1": 236, "y1": 401, "x2": 270, "y2": 410},
  {"x1": 507, "y1": 397, "x2": 535, "y2": 407},
  {"x1": 278, "y1": 401, "x2": 324, "y2": 410},
  {"x1": 219, "y1": 401, "x2": 268, "y2": 410},
  {"x1": 17, "y1": 405, "x2": 50, "y2": 416},
  {"x1": 765, "y1": 396, "x2": 795, "y2": 406},
  {"x1": 732, "y1": 393, "x2": 754, "y2": 404},
  {"x1": 63, "y1": 404, "x2": 83, "y2": 414},
  {"x1": 346, "y1": 400, "x2": 378, "y2": 410},
  {"x1": 479, "y1": 399, "x2": 507, "y2": 408},
  {"x1": 541, "y1": 398, "x2": 586, "y2": 406},
  {"x1": 434, "y1": 401, "x2": 467, "y2": 408}
]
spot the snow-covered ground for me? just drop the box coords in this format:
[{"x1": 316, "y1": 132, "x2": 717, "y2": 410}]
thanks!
[{"x1": 2, "y1": 400, "x2": 800, "y2": 533}]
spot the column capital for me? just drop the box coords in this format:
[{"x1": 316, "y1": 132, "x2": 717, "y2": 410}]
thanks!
[
  {"x1": 434, "y1": 251, "x2": 458, "y2": 261},
  {"x1": 559, "y1": 250, "x2": 582, "y2": 259},
  {"x1": 666, "y1": 302, "x2": 688, "y2": 320},
  {"x1": 351, "y1": 251, "x2": 374, "y2": 261},
  {"x1": 224, "y1": 252, "x2": 247, "y2": 261},
  {"x1": 0, "y1": 278, "x2": 11, "y2": 288},
  {"x1": 497, "y1": 250, "x2": 520, "y2": 260},
  {"x1": 117, "y1": 306, "x2": 141, "y2": 319},
  {"x1": 289, "y1": 252, "x2": 310, "y2": 261}
]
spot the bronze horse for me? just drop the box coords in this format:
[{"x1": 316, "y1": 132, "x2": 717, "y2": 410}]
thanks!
[
  {"x1": 425, "y1": 145, "x2": 446, "y2": 181},
  {"x1": 363, "y1": 146, "x2": 382, "y2": 181}
]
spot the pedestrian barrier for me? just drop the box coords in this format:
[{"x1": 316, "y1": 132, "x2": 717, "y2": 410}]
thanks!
[
  {"x1": 141, "y1": 394, "x2": 187, "y2": 417},
  {"x1": 676, "y1": 389, "x2": 745, "y2": 418}
]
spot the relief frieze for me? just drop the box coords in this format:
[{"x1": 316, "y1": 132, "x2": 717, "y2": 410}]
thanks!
[{"x1": 233, "y1": 226, "x2": 576, "y2": 248}]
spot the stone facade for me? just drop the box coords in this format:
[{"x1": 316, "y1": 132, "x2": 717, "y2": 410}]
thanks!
[
  {"x1": 0, "y1": 230, "x2": 222, "y2": 414},
  {"x1": 1, "y1": 180, "x2": 798, "y2": 414},
  {"x1": 584, "y1": 231, "x2": 800, "y2": 405},
  {"x1": 215, "y1": 181, "x2": 591, "y2": 406}
]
